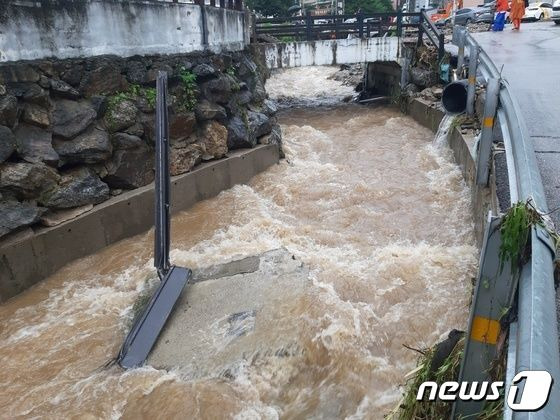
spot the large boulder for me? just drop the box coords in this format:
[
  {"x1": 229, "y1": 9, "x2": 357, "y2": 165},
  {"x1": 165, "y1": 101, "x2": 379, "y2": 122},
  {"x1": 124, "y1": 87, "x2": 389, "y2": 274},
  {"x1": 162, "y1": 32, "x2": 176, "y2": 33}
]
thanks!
[
  {"x1": 0, "y1": 95, "x2": 18, "y2": 127},
  {"x1": 8, "y1": 83, "x2": 49, "y2": 107},
  {"x1": 236, "y1": 56, "x2": 258, "y2": 83},
  {"x1": 237, "y1": 56, "x2": 267, "y2": 103},
  {"x1": 199, "y1": 121, "x2": 228, "y2": 159},
  {"x1": 410, "y1": 67, "x2": 437, "y2": 89},
  {"x1": 104, "y1": 145, "x2": 154, "y2": 189},
  {"x1": 14, "y1": 124, "x2": 59, "y2": 166},
  {"x1": 40, "y1": 167, "x2": 110, "y2": 209},
  {"x1": 193, "y1": 63, "x2": 217, "y2": 80},
  {"x1": 146, "y1": 63, "x2": 174, "y2": 84},
  {"x1": 104, "y1": 99, "x2": 138, "y2": 133},
  {"x1": 0, "y1": 125, "x2": 16, "y2": 162},
  {"x1": 53, "y1": 126, "x2": 112, "y2": 165},
  {"x1": 170, "y1": 143, "x2": 203, "y2": 176},
  {"x1": 111, "y1": 132, "x2": 144, "y2": 150},
  {"x1": 258, "y1": 123, "x2": 284, "y2": 158},
  {"x1": 0, "y1": 64, "x2": 40, "y2": 84},
  {"x1": 0, "y1": 200, "x2": 44, "y2": 238},
  {"x1": 170, "y1": 111, "x2": 197, "y2": 142},
  {"x1": 248, "y1": 111, "x2": 272, "y2": 139},
  {"x1": 80, "y1": 64, "x2": 127, "y2": 96},
  {"x1": 201, "y1": 75, "x2": 232, "y2": 104},
  {"x1": 0, "y1": 162, "x2": 60, "y2": 199},
  {"x1": 234, "y1": 85, "x2": 253, "y2": 106},
  {"x1": 22, "y1": 103, "x2": 50, "y2": 128},
  {"x1": 61, "y1": 65, "x2": 84, "y2": 87},
  {"x1": 125, "y1": 60, "x2": 149, "y2": 84},
  {"x1": 52, "y1": 99, "x2": 97, "y2": 139},
  {"x1": 251, "y1": 77, "x2": 267, "y2": 103},
  {"x1": 194, "y1": 100, "x2": 227, "y2": 122},
  {"x1": 262, "y1": 99, "x2": 278, "y2": 116},
  {"x1": 227, "y1": 116, "x2": 251, "y2": 149},
  {"x1": 50, "y1": 79, "x2": 80, "y2": 99}
]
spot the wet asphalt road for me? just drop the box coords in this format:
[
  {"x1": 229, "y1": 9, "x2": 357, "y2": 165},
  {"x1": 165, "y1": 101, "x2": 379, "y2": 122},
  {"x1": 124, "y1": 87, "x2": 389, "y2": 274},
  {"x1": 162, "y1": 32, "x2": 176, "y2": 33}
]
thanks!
[{"x1": 472, "y1": 22, "x2": 560, "y2": 226}]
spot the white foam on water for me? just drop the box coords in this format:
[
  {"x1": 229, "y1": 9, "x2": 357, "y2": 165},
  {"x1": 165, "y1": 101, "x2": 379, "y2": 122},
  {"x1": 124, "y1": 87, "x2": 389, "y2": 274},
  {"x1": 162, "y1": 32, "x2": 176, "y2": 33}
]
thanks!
[{"x1": 0, "y1": 68, "x2": 477, "y2": 419}]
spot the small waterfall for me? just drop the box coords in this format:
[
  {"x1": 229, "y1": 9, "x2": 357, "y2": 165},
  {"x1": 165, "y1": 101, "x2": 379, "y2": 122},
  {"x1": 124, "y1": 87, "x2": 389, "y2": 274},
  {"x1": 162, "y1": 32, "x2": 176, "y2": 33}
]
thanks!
[{"x1": 433, "y1": 114, "x2": 455, "y2": 148}]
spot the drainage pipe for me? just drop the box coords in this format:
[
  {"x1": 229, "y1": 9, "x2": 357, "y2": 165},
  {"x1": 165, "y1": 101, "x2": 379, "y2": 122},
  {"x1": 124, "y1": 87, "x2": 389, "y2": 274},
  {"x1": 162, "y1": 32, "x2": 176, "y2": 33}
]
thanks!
[{"x1": 441, "y1": 80, "x2": 468, "y2": 114}]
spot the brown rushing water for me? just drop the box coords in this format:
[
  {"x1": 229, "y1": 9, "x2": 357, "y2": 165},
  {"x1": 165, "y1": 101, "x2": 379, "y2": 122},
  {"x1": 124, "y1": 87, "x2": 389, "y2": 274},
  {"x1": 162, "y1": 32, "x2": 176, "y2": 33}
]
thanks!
[{"x1": 0, "y1": 67, "x2": 477, "y2": 419}]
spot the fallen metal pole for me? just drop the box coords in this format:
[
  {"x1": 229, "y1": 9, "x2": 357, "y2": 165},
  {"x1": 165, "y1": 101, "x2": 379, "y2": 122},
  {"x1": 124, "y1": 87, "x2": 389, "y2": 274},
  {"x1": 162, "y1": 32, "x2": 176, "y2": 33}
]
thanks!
[
  {"x1": 475, "y1": 77, "x2": 499, "y2": 186},
  {"x1": 154, "y1": 71, "x2": 171, "y2": 279},
  {"x1": 117, "y1": 72, "x2": 191, "y2": 369}
]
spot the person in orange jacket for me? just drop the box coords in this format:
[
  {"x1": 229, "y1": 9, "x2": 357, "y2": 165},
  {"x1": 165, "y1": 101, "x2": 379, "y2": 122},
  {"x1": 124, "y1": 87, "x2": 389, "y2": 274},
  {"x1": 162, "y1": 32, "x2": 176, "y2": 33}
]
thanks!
[
  {"x1": 492, "y1": 0, "x2": 509, "y2": 30},
  {"x1": 510, "y1": 0, "x2": 526, "y2": 29}
]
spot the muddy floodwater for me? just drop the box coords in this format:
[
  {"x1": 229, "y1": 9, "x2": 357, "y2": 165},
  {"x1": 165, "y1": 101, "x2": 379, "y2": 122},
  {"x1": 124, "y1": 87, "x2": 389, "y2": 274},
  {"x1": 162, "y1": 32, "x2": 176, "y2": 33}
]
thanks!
[{"x1": 0, "y1": 67, "x2": 477, "y2": 419}]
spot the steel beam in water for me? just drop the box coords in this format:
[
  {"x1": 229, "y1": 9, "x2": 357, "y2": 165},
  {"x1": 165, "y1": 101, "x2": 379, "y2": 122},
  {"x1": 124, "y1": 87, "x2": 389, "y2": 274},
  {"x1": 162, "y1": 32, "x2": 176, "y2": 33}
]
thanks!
[{"x1": 118, "y1": 72, "x2": 191, "y2": 369}]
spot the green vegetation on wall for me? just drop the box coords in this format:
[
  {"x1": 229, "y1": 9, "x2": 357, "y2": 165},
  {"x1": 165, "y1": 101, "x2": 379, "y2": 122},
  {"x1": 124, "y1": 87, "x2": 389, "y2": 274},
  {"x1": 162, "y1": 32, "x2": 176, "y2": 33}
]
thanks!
[{"x1": 178, "y1": 67, "x2": 198, "y2": 112}]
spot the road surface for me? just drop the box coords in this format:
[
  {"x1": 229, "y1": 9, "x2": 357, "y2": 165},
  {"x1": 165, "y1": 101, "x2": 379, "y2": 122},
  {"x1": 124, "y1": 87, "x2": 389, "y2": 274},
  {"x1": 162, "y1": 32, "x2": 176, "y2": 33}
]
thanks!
[{"x1": 473, "y1": 22, "x2": 560, "y2": 226}]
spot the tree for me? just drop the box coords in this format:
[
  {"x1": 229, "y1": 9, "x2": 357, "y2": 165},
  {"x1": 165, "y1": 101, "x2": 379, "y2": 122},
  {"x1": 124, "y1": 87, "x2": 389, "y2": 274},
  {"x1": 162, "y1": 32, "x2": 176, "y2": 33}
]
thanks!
[
  {"x1": 345, "y1": 0, "x2": 395, "y2": 13},
  {"x1": 245, "y1": 0, "x2": 295, "y2": 17}
]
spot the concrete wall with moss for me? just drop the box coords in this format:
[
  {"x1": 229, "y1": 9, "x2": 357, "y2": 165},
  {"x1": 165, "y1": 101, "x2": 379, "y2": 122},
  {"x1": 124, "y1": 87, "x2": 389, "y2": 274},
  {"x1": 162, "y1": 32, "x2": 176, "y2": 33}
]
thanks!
[{"x1": 0, "y1": 0, "x2": 248, "y2": 63}]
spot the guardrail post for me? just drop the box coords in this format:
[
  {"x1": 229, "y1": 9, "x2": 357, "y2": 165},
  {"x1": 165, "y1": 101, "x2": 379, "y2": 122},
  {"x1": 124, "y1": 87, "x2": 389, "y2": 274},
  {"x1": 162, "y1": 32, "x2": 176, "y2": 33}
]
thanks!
[
  {"x1": 357, "y1": 13, "x2": 364, "y2": 38},
  {"x1": 416, "y1": 23, "x2": 423, "y2": 46},
  {"x1": 452, "y1": 212, "x2": 517, "y2": 419},
  {"x1": 456, "y1": 27, "x2": 466, "y2": 74},
  {"x1": 438, "y1": 33, "x2": 444, "y2": 63},
  {"x1": 475, "y1": 77, "x2": 500, "y2": 186},
  {"x1": 306, "y1": 13, "x2": 313, "y2": 41},
  {"x1": 466, "y1": 44, "x2": 478, "y2": 116}
]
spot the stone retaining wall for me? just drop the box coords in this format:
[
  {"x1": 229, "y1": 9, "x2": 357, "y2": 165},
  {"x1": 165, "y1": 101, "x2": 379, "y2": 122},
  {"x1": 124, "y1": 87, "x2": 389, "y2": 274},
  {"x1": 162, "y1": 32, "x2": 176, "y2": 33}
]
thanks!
[{"x1": 0, "y1": 50, "x2": 282, "y2": 244}]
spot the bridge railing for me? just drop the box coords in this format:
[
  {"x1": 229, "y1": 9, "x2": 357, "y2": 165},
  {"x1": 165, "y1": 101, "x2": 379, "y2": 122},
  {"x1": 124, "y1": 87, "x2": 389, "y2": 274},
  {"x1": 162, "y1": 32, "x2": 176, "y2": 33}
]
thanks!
[{"x1": 254, "y1": 11, "x2": 445, "y2": 62}]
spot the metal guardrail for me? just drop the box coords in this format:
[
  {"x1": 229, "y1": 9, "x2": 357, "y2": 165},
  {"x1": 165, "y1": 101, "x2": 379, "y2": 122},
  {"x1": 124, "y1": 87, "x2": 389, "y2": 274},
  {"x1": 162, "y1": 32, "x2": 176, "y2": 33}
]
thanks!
[
  {"x1": 454, "y1": 28, "x2": 560, "y2": 419},
  {"x1": 254, "y1": 11, "x2": 445, "y2": 62}
]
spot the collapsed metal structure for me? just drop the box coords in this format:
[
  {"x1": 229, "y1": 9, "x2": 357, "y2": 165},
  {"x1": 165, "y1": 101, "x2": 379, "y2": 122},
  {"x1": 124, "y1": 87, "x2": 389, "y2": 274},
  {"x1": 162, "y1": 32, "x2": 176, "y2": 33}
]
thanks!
[{"x1": 117, "y1": 72, "x2": 192, "y2": 369}]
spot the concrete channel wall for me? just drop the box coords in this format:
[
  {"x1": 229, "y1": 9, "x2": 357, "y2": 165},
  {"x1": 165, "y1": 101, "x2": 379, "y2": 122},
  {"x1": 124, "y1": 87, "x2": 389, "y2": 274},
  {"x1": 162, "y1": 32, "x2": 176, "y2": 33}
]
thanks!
[
  {"x1": 0, "y1": 0, "x2": 248, "y2": 62},
  {"x1": 0, "y1": 145, "x2": 279, "y2": 302},
  {"x1": 254, "y1": 37, "x2": 400, "y2": 69},
  {"x1": 408, "y1": 98, "x2": 499, "y2": 245}
]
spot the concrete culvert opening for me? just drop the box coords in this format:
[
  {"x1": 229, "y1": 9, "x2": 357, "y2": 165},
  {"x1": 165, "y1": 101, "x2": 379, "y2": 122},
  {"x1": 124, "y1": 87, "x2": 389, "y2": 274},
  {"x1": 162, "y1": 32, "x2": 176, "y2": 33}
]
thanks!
[{"x1": 442, "y1": 81, "x2": 468, "y2": 114}]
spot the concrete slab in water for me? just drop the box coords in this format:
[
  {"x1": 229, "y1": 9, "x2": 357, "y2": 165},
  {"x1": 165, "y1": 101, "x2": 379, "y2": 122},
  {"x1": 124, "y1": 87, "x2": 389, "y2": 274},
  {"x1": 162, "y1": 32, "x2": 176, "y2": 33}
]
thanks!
[{"x1": 148, "y1": 249, "x2": 310, "y2": 376}]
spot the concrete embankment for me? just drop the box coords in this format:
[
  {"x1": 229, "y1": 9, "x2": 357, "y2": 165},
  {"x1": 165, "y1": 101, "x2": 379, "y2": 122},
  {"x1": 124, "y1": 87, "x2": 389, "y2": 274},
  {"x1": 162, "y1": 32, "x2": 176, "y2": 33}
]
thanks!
[
  {"x1": 0, "y1": 144, "x2": 279, "y2": 301},
  {"x1": 407, "y1": 98, "x2": 499, "y2": 244}
]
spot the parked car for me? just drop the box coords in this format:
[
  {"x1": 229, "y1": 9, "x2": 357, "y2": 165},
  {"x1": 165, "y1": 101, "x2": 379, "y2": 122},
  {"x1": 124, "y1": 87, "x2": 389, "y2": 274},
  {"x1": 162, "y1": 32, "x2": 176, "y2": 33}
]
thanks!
[
  {"x1": 474, "y1": 3, "x2": 510, "y2": 23},
  {"x1": 523, "y1": 2, "x2": 553, "y2": 20},
  {"x1": 550, "y1": 0, "x2": 560, "y2": 22},
  {"x1": 435, "y1": 7, "x2": 480, "y2": 26},
  {"x1": 452, "y1": 8, "x2": 479, "y2": 25}
]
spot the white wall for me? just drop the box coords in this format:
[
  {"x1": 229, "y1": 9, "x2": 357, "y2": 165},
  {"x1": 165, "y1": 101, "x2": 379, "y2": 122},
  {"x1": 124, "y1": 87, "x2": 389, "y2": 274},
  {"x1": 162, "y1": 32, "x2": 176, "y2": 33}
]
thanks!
[
  {"x1": 260, "y1": 37, "x2": 401, "y2": 69},
  {"x1": 0, "y1": 1, "x2": 248, "y2": 62}
]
